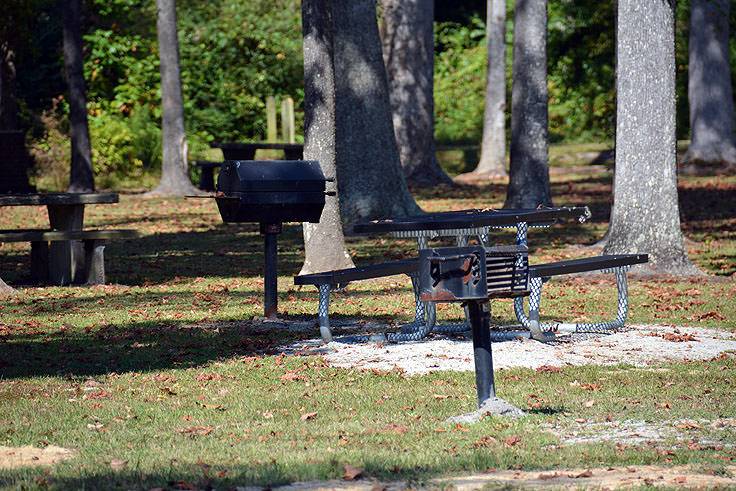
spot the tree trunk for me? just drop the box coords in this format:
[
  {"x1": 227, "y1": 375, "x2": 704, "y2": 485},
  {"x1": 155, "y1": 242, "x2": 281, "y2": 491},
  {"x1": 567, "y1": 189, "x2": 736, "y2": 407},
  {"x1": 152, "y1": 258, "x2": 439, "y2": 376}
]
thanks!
[
  {"x1": 380, "y1": 0, "x2": 454, "y2": 187},
  {"x1": 473, "y1": 0, "x2": 508, "y2": 179},
  {"x1": 60, "y1": 0, "x2": 95, "y2": 193},
  {"x1": 0, "y1": 276, "x2": 14, "y2": 296},
  {"x1": 604, "y1": 0, "x2": 700, "y2": 276},
  {"x1": 300, "y1": 0, "x2": 354, "y2": 274},
  {"x1": 681, "y1": 0, "x2": 736, "y2": 168},
  {"x1": 149, "y1": 0, "x2": 200, "y2": 197},
  {"x1": 331, "y1": 0, "x2": 422, "y2": 225},
  {"x1": 504, "y1": 0, "x2": 551, "y2": 209}
]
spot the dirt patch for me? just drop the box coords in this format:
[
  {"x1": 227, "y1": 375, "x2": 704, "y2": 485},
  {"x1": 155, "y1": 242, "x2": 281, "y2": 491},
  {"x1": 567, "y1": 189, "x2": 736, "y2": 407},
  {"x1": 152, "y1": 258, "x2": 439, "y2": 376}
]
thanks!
[
  {"x1": 0, "y1": 445, "x2": 77, "y2": 469},
  {"x1": 267, "y1": 465, "x2": 736, "y2": 490}
]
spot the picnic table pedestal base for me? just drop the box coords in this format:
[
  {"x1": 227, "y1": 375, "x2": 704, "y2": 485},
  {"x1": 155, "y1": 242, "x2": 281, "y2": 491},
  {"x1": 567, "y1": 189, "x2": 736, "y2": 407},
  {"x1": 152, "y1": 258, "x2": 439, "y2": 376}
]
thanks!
[{"x1": 47, "y1": 203, "x2": 85, "y2": 285}]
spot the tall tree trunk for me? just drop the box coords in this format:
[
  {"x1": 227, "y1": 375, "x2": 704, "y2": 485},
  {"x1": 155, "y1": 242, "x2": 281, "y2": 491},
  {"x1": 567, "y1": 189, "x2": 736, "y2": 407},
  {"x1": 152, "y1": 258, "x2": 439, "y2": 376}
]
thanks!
[
  {"x1": 60, "y1": 0, "x2": 94, "y2": 193},
  {"x1": 380, "y1": 0, "x2": 454, "y2": 187},
  {"x1": 149, "y1": 0, "x2": 200, "y2": 196},
  {"x1": 331, "y1": 0, "x2": 422, "y2": 225},
  {"x1": 473, "y1": 0, "x2": 508, "y2": 179},
  {"x1": 300, "y1": 0, "x2": 354, "y2": 274},
  {"x1": 504, "y1": 0, "x2": 551, "y2": 209},
  {"x1": 681, "y1": 0, "x2": 736, "y2": 168},
  {"x1": 604, "y1": 0, "x2": 700, "y2": 276}
]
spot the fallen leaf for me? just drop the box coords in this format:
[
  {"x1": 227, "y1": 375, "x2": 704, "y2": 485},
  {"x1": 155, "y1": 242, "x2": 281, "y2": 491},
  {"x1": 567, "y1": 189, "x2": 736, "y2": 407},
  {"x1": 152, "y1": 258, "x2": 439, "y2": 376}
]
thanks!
[
  {"x1": 574, "y1": 470, "x2": 593, "y2": 478},
  {"x1": 300, "y1": 411, "x2": 318, "y2": 421},
  {"x1": 343, "y1": 463, "x2": 363, "y2": 480},
  {"x1": 109, "y1": 458, "x2": 128, "y2": 470},
  {"x1": 539, "y1": 472, "x2": 562, "y2": 480}
]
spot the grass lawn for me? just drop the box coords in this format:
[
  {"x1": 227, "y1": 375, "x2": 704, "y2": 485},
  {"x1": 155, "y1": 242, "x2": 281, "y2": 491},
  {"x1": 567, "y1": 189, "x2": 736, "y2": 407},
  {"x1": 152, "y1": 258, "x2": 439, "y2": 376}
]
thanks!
[{"x1": 0, "y1": 155, "x2": 735, "y2": 489}]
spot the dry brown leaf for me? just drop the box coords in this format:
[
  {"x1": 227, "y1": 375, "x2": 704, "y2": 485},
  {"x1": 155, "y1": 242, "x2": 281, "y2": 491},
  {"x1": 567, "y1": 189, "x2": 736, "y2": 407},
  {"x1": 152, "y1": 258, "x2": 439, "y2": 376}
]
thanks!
[
  {"x1": 300, "y1": 411, "x2": 318, "y2": 421},
  {"x1": 109, "y1": 458, "x2": 128, "y2": 470},
  {"x1": 343, "y1": 463, "x2": 363, "y2": 480}
]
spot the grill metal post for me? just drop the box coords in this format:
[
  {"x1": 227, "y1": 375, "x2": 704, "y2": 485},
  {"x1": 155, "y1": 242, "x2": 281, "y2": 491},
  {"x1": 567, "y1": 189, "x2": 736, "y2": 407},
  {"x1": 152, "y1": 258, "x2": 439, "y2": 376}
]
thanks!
[
  {"x1": 260, "y1": 222, "x2": 282, "y2": 318},
  {"x1": 467, "y1": 299, "x2": 495, "y2": 406}
]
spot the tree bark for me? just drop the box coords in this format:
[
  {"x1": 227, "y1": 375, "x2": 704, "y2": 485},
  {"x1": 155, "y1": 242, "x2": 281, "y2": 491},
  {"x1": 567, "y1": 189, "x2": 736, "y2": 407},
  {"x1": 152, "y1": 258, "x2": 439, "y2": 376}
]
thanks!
[
  {"x1": 60, "y1": 0, "x2": 95, "y2": 193},
  {"x1": 473, "y1": 0, "x2": 508, "y2": 179},
  {"x1": 504, "y1": 0, "x2": 551, "y2": 209},
  {"x1": 681, "y1": 0, "x2": 736, "y2": 168},
  {"x1": 331, "y1": 0, "x2": 422, "y2": 225},
  {"x1": 380, "y1": 0, "x2": 454, "y2": 187},
  {"x1": 300, "y1": 0, "x2": 354, "y2": 274},
  {"x1": 604, "y1": 0, "x2": 700, "y2": 276},
  {"x1": 149, "y1": 0, "x2": 200, "y2": 197},
  {"x1": 0, "y1": 276, "x2": 14, "y2": 296}
]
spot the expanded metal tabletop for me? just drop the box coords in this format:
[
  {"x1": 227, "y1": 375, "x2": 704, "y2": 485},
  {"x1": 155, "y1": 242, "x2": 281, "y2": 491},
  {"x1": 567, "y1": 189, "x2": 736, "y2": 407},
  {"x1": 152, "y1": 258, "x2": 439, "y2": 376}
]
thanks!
[{"x1": 353, "y1": 206, "x2": 590, "y2": 237}]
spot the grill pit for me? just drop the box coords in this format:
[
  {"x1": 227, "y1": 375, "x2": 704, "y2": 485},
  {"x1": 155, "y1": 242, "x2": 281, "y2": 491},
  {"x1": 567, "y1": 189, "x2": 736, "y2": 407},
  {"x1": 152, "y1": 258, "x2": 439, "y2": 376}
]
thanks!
[{"x1": 214, "y1": 160, "x2": 331, "y2": 318}]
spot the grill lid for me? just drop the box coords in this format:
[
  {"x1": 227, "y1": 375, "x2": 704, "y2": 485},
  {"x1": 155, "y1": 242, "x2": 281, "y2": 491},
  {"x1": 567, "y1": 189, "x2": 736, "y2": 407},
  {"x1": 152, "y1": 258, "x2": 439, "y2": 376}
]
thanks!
[
  {"x1": 214, "y1": 160, "x2": 331, "y2": 224},
  {"x1": 217, "y1": 160, "x2": 327, "y2": 193}
]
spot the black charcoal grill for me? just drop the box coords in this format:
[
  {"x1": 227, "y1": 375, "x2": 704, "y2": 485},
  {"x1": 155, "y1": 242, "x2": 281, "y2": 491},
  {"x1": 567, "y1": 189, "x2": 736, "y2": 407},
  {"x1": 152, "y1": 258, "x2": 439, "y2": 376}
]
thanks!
[
  {"x1": 418, "y1": 244, "x2": 529, "y2": 302},
  {"x1": 418, "y1": 244, "x2": 530, "y2": 407},
  {"x1": 214, "y1": 160, "x2": 333, "y2": 318}
]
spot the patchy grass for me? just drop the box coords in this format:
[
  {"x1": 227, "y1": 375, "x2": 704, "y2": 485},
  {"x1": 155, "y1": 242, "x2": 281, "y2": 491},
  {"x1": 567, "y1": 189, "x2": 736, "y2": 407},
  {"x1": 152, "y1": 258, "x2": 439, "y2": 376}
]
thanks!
[{"x1": 0, "y1": 157, "x2": 735, "y2": 489}]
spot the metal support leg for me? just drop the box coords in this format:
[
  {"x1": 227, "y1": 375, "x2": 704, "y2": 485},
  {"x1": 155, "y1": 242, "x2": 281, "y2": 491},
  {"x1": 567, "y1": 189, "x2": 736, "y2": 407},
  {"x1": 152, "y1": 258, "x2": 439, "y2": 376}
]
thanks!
[
  {"x1": 467, "y1": 300, "x2": 495, "y2": 406},
  {"x1": 514, "y1": 266, "x2": 632, "y2": 335},
  {"x1": 261, "y1": 223, "x2": 281, "y2": 319},
  {"x1": 317, "y1": 283, "x2": 333, "y2": 343}
]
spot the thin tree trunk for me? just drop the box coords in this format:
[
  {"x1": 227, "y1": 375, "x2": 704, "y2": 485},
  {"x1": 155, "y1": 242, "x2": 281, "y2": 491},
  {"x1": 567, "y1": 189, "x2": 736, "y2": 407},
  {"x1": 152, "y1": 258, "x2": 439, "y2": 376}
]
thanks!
[
  {"x1": 380, "y1": 0, "x2": 454, "y2": 187},
  {"x1": 604, "y1": 0, "x2": 700, "y2": 276},
  {"x1": 331, "y1": 0, "x2": 422, "y2": 225},
  {"x1": 681, "y1": 0, "x2": 736, "y2": 168},
  {"x1": 504, "y1": 0, "x2": 551, "y2": 209},
  {"x1": 300, "y1": 0, "x2": 354, "y2": 274},
  {"x1": 60, "y1": 0, "x2": 94, "y2": 193},
  {"x1": 149, "y1": 0, "x2": 200, "y2": 197},
  {"x1": 473, "y1": 0, "x2": 508, "y2": 179}
]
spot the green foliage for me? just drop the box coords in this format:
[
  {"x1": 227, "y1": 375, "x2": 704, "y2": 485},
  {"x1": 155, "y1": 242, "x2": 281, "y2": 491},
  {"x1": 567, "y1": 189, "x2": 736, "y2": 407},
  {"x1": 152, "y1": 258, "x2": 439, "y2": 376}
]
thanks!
[
  {"x1": 547, "y1": 0, "x2": 616, "y2": 143},
  {"x1": 433, "y1": 18, "x2": 488, "y2": 144},
  {"x1": 84, "y1": 0, "x2": 304, "y2": 145},
  {"x1": 176, "y1": 0, "x2": 304, "y2": 142},
  {"x1": 27, "y1": 99, "x2": 70, "y2": 191},
  {"x1": 87, "y1": 106, "x2": 160, "y2": 176}
]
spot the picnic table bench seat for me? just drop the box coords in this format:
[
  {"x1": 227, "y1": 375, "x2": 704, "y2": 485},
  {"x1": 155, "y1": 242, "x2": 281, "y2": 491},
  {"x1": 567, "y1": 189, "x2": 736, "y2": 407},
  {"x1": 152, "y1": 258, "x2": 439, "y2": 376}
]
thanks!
[
  {"x1": 294, "y1": 258, "x2": 421, "y2": 343},
  {"x1": 0, "y1": 228, "x2": 141, "y2": 285},
  {"x1": 514, "y1": 253, "x2": 649, "y2": 340}
]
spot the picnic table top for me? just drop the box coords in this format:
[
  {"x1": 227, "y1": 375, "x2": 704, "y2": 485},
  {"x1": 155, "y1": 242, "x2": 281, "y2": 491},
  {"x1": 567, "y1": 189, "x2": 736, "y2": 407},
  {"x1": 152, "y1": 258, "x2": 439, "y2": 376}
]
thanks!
[
  {"x1": 210, "y1": 142, "x2": 304, "y2": 151},
  {"x1": 0, "y1": 192, "x2": 119, "y2": 207},
  {"x1": 353, "y1": 206, "x2": 591, "y2": 234}
]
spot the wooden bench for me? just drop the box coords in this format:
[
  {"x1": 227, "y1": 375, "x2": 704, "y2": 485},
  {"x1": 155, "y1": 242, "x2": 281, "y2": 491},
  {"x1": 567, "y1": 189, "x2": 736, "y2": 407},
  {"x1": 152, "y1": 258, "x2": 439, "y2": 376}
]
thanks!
[
  {"x1": 514, "y1": 254, "x2": 649, "y2": 340},
  {"x1": 0, "y1": 228, "x2": 141, "y2": 285},
  {"x1": 294, "y1": 259, "x2": 421, "y2": 343}
]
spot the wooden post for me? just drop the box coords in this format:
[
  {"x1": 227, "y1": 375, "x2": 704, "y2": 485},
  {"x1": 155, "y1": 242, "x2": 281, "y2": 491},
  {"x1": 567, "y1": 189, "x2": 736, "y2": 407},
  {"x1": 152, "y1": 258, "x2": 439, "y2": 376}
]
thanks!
[
  {"x1": 281, "y1": 97, "x2": 295, "y2": 143},
  {"x1": 266, "y1": 96, "x2": 278, "y2": 142}
]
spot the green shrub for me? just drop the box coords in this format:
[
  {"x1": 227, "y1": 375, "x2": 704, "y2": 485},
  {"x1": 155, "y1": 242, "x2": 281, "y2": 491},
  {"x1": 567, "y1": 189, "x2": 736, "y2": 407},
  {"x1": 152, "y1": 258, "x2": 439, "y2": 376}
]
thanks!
[{"x1": 433, "y1": 18, "x2": 488, "y2": 144}]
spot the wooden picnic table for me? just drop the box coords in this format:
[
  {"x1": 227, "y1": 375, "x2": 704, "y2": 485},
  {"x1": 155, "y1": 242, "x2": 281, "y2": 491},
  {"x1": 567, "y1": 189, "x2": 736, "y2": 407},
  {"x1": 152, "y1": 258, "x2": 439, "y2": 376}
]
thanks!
[
  {"x1": 210, "y1": 142, "x2": 304, "y2": 160},
  {"x1": 196, "y1": 142, "x2": 306, "y2": 191},
  {"x1": 0, "y1": 192, "x2": 139, "y2": 285}
]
